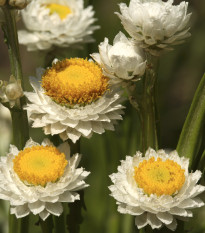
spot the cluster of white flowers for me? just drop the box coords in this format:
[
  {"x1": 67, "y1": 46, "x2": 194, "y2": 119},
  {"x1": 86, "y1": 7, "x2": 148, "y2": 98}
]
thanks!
[
  {"x1": 0, "y1": 0, "x2": 203, "y2": 231},
  {"x1": 92, "y1": 0, "x2": 191, "y2": 84}
]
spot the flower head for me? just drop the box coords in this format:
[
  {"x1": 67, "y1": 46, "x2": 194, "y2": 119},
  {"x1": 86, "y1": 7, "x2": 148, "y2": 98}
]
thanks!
[
  {"x1": 109, "y1": 148, "x2": 205, "y2": 231},
  {"x1": 91, "y1": 32, "x2": 146, "y2": 84},
  {"x1": 116, "y1": 0, "x2": 191, "y2": 56},
  {"x1": 0, "y1": 138, "x2": 90, "y2": 220},
  {"x1": 18, "y1": 0, "x2": 99, "y2": 51},
  {"x1": 24, "y1": 58, "x2": 125, "y2": 143},
  {"x1": 0, "y1": 75, "x2": 23, "y2": 108}
]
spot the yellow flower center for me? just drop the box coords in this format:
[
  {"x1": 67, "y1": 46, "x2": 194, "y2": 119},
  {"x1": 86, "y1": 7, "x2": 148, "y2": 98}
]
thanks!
[
  {"x1": 46, "y1": 3, "x2": 71, "y2": 20},
  {"x1": 13, "y1": 145, "x2": 68, "y2": 186},
  {"x1": 134, "y1": 157, "x2": 185, "y2": 196},
  {"x1": 42, "y1": 58, "x2": 109, "y2": 106}
]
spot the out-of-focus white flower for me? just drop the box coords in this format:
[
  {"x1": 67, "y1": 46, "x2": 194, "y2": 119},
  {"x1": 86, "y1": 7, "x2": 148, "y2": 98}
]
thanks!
[
  {"x1": 91, "y1": 32, "x2": 146, "y2": 85},
  {"x1": 24, "y1": 58, "x2": 125, "y2": 143},
  {"x1": 18, "y1": 0, "x2": 99, "y2": 51},
  {"x1": 0, "y1": 138, "x2": 90, "y2": 220},
  {"x1": 0, "y1": 76, "x2": 23, "y2": 108},
  {"x1": 116, "y1": 0, "x2": 191, "y2": 56},
  {"x1": 109, "y1": 148, "x2": 205, "y2": 231}
]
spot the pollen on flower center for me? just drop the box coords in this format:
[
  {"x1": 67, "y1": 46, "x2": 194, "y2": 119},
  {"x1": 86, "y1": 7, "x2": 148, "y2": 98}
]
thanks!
[
  {"x1": 134, "y1": 157, "x2": 185, "y2": 196},
  {"x1": 46, "y1": 3, "x2": 71, "y2": 20},
  {"x1": 42, "y1": 58, "x2": 109, "y2": 106},
  {"x1": 13, "y1": 145, "x2": 68, "y2": 186}
]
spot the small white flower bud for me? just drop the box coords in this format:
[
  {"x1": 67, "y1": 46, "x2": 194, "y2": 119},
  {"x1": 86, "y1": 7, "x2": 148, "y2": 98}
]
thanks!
[
  {"x1": 0, "y1": 76, "x2": 23, "y2": 108},
  {"x1": 5, "y1": 82, "x2": 23, "y2": 100}
]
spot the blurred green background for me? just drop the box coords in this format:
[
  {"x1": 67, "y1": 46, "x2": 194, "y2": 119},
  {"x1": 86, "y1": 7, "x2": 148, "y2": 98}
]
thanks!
[{"x1": 0, "y1": 0, "x2": 205, "y2": 232}]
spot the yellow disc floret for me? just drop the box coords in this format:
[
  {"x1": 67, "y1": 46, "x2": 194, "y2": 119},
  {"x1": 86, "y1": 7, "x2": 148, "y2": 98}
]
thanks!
[
  {"x1": 13, "y1": 145, "x2": 68, "y2": 186},
  {"x1": 42, "y1": 58, "x2": 109, "y2": 106},
  {"x1": 46, "y1": 3, "x2": 71, "y2": 20},
  {"x1": 134, "y1": 157, "x2": 185, "y2": 196}
]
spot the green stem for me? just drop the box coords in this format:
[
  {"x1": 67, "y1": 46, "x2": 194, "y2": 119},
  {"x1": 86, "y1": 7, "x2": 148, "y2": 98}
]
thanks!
[
  {"x1": 1, "y1": 7, "x2": 23, "y2": 85},
  {"x1": 139, "y1": 228, "x2": 146, "y2": 233},
  {"x1": 40, "y1": 217, "x2": 54, "y2": 233},
  {"x1": 1, "y1": 5, "x2": 30, "y2": 233},
  {"x1": 66, "y1": 140, "x2": 85, "y2": 233},
  {"x1": 177, "y1": 73, "x2": 205, "y2": 169},
  {"x1": 140, "y1": 54, "x2": 159, "y2": 153},
  {"x1": 53, "y1": 213, "x2": 66, "y2": 233},
  {"x1": 10, "y1": 109, "x2": 29, "y2": 149},
  {"x1": 67, "y1": 191, "x2": 85, "y2": 233}
]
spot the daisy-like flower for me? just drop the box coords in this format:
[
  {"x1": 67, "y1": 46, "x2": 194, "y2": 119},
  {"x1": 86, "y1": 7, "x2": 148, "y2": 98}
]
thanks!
[
  {"x1": 0, "y1": 138, "x2": 90, "y2": 220},
  {"x1": 116, "y1": 0, "x2": 191, "y2": 56},
  {"x1": 24, "y1": 58, "x2": 125, "y2": 143},
  {"x1": 109, "y1": 148, "x2": 205, "y2": 231},
  {"x1": 91, "y1": 32, "x2": 146, "y2": 85},
  {"x1": 18, "y1": 0, "x2": 99, "y2": 51}
]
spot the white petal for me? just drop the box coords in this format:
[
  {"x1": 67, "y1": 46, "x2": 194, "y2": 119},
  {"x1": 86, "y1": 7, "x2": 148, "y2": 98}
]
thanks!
[
  {"x1": 169, "y1": 207, "x2": 188, "y2": 216},
  {"x1": 57, "y1": 142, "x2": 70, "y2": 160},
  {"x1": 156, "y1": 212, "x2": 173, "y2": 225},
  {"x1": 135, "y1": 213, "x2": 148, "y2": 229},
  {"x1": 178, "y1": 197, "x2": 204, "y2": 209},
  {"x1": 28, "y1": 201, "x2": 45, "y2": 215},
  {"x1": 58, "y1": 191, "x2": 79, "y2": 202},
  {"x1": 166, "y1": 218, "x2": 177, "y2": 231},
  {"x1": 11, "y1": 204, "x2": 30, "y2": 218},
  {"x1": 45, "y1": 202, "x2": 63, "y2": 216},
  {"x1": 39, "y1": 210, "x2": 50, "y2": 221},
  {"x1": 147, "y1": 213, "x2": 162, "y2": 229}
]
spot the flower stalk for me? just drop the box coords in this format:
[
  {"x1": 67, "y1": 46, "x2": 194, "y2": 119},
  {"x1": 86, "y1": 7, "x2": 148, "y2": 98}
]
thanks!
[
  {"x1": 140, "y1": 54, "x2": 159, "y2": 153},
  {"x1": 1, "y1": 4, "x2": 29, "y2": 233},
  {"x1": 66, "y1": 139, "x2": 85, "y2": 233},
  {"x1": 40, "y1": 217, "x2": 54, "y2": 233}
]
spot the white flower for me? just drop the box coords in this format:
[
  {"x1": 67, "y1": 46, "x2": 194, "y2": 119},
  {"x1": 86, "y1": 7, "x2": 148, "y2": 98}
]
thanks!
[
  {"x1": 24, "y1": 58, "x2": 125, "y2": 143},
  {"x1": 91, "y1": 32, "x2": 146, "y2": 84},
  {"x1": 18, "y1": 0, "x2": 99, "y2": 51},
  {"x1": 116, "y1": 0, "x2": 191, "y2": 56},
  {"x1": 0, "y1": 75, "x2": 23, "y2": 108},
  {"x1": 0, "y1": 138, "x2": 90, "y2": 220},
  {"x1": 109, "y1": 148, "x2": 205, "y2": 231}
]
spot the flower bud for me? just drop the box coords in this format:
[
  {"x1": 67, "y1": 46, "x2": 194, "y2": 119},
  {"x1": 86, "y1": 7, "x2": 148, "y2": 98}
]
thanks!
[
  {"x1": 91, "y1": 32, "x2": 146, "y2": 84},
  {"x1": 5, "y1": 82, "x2": 23, "y2": 100},
  {"x1": 0, "y1": 76, "x2": 23, "y2": 108}
]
